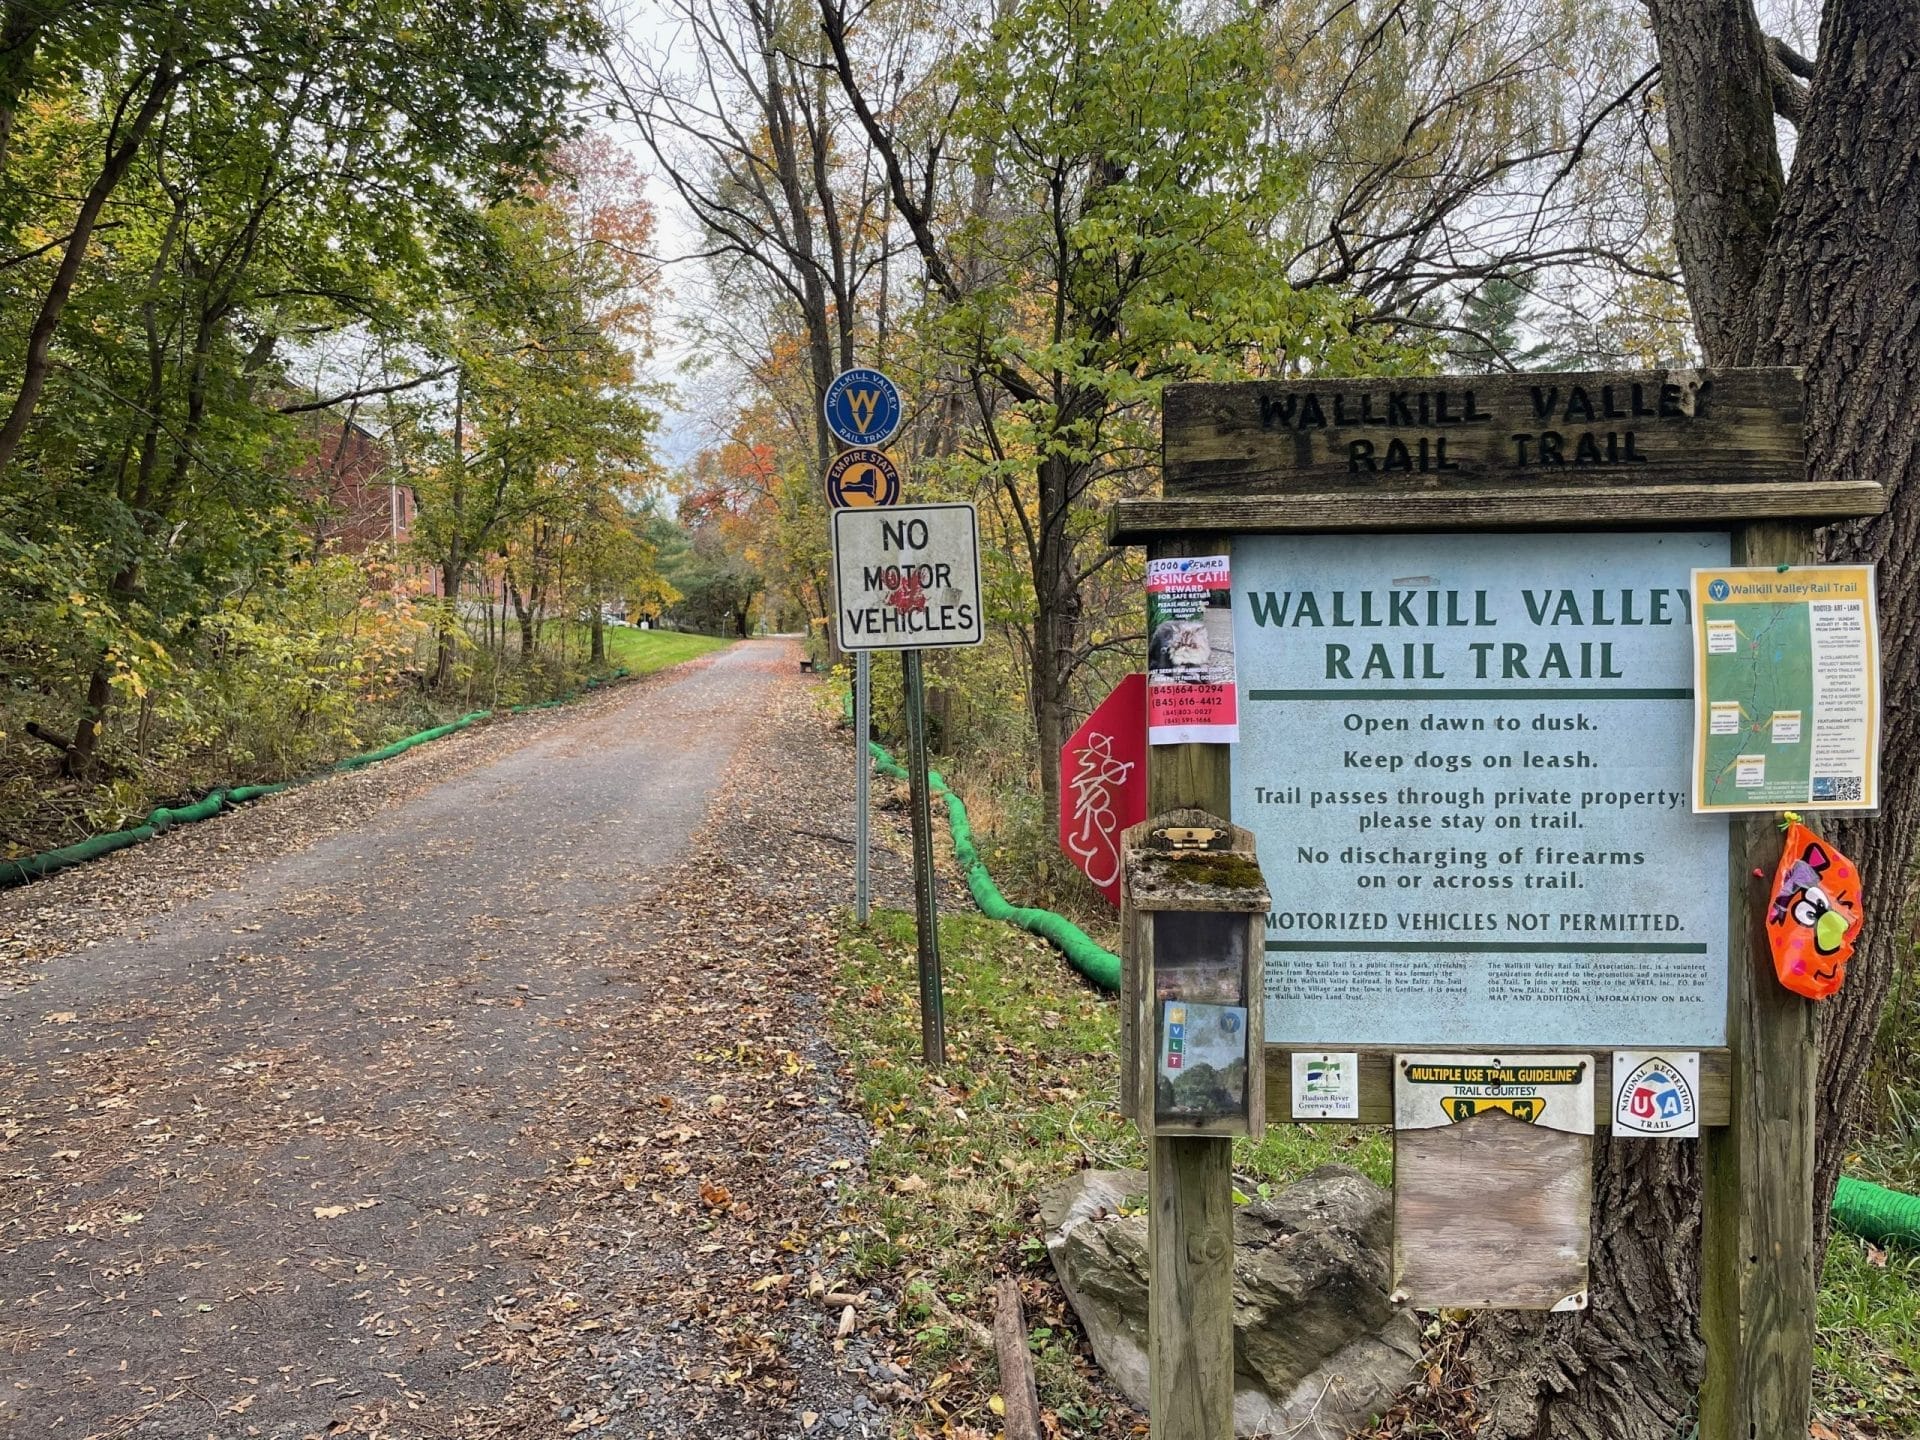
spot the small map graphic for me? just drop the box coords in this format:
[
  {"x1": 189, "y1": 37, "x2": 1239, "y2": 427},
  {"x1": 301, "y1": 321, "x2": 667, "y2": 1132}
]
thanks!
[{"x1": 1699, "y1": 601, "x2": 1813, "y2": 806}]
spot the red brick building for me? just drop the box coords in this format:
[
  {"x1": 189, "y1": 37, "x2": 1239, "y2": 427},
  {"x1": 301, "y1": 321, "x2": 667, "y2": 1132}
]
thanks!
[{"x1": 299, "y1": 411, "x2": 415, "y2": 552}]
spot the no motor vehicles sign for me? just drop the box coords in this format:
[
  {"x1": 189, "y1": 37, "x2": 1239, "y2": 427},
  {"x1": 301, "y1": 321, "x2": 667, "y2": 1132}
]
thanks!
[{"x1": 832, "y1": 503, "x2": 983, "y2": 651}]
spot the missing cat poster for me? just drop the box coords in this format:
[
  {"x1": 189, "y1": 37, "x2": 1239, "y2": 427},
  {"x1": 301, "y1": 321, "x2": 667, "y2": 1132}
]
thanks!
[{"x1": 1147, "y1": 554, "x2": 1238, "y2": 745}]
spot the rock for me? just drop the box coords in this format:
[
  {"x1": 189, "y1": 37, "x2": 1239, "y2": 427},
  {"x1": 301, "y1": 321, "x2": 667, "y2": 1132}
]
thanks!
[{"x1": 1039, "y1": 1165, "x2": 1421, "y2": 1439}]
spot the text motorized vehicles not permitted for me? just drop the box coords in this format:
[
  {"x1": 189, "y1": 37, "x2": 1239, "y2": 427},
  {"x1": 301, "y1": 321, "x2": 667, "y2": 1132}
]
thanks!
[{"x1": 831, "y1": 504, "x2": 983, "y2": 651}]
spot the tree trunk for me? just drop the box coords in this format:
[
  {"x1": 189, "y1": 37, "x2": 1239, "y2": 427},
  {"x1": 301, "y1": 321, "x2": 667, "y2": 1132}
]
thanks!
[
  {"x1": 1644, "y1": 0, "x2": 1783, "y2": 362},
  {"x1": 64, "y1": 559, "x2": 142, "y2": 777},
  {"x1": 1472, "y1": 1139, "x2": 1704, "y2": 1438},
  {"x1": 435, "y1": 376, "x2": 467, "y2": 689},
  {"x1": 590, "y1": 604, "x2": 606, "y2": 665},
  {"x1": 509, "y1": 580, "x2": 536, "y2": 657},
  {"x1": 64, "y1": 654, "x2": 117, "y2": 780},
  {"x1": 0, "y1": 54, "x2": 176, "y2": 481},
  {"x1": 435, "y1": 560, "x2": 460, "y2": 688},
  {"x1": 1472, "y1": 1, "x2": 1920, "y2": 1433},
  {"x1": 1029, "y1": 454, "x2": 1080, "y2": 858},
  {"x1": 1746, "y1": 0, "x2": 1920, "y2": 1259}
]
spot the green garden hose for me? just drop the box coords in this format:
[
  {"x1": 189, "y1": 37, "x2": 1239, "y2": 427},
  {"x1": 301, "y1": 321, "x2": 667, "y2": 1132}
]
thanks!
[
  {"x1": 1, "y1": 668, "x2": 636, "y2": 890},
  {"x1": 863, "y1": 737, "x2": 1122, "y2": 992},
  {"x1": 1833, "y1": 1176, "x2": 1920, "y2": 1246}
]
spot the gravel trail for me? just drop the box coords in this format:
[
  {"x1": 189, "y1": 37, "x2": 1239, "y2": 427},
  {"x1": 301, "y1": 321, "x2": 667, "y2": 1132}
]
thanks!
[{"x1": 0, "y1": 639, "x2": 911, "y2": 1440}]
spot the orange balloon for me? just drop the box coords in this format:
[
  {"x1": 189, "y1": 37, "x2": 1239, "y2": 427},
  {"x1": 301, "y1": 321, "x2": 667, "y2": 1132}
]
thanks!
[{"x1": 1766, "y1": 822, "x2": 1862, "y2": 1000}]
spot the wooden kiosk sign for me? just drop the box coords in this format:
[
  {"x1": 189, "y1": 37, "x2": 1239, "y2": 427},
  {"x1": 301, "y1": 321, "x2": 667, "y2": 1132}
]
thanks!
[{"x1": 1112, "y1": 368, "x2": 1885, "y2": 1440}]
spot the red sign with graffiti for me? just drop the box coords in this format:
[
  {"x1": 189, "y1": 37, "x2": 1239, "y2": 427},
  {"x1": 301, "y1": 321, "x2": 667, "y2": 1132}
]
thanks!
[{"x1": 1059, "y1": 674, "x2": 1148, "y2": 907}]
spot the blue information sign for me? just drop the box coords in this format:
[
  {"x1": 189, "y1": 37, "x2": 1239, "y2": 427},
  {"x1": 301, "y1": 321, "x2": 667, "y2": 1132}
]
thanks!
[{"x1": 824, "y1": 367, "x2": 902, "y2": 448}]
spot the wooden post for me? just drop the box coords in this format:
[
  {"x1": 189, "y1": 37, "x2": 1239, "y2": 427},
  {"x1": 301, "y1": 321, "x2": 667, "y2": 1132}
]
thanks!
[
  {"x1": 992, "y1": 1278, "x2": 1045, "y2": 1440},
  {"x1": 1699, "y1": 520, "x2": 1820, "y2": 1440},
  {"x1": 1146, "y1": 535, "x2": 1236, "y2": 1440}
]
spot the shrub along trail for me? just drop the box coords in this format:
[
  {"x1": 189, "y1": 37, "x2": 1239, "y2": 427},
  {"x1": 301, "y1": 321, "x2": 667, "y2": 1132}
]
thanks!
[{"x1": 0, "y1": 639, "x2": 920, "y2": 1439}]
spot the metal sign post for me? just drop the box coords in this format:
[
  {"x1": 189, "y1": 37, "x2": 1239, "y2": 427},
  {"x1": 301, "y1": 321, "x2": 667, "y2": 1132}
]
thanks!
[
  {"x1": 902, "y1": 647, "x2": 945, "y2": 1065},
  {"x1": 855, "y1": 650, "x2": 871, "y2": 924},
  {"x1": 831, "y1": 501, "x2": 984, "y2": 1065},
  {"x1": 823, "y1": 368, "x2": 906, "y2": 930}
]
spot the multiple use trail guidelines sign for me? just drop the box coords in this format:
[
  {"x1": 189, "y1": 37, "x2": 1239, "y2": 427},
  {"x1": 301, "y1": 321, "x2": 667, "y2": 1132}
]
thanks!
[{"x1": 832, "y1": 503, "x2": 983, "y2": 651}]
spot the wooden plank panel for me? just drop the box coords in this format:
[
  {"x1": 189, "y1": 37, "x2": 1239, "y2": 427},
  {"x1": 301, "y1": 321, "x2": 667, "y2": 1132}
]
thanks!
[
  {"x1": 1109, "y1": 479, "x2": 1886, "y2": 544},
  {"x1": 1144, "y1": 533, "x2": 1236, "y2": 1440},
  {"x1": 1263, "y1": 1046, "x2": 1731, "y2": 1127},
  {"x1": 1392, "y1": 1113, "x2": 1593, "y2": 1309},
  {"x1": 1163, "y1": 367, "x2": 1804, "y2": 494},
  {"x1": 1699, "y1": 521, "x2": 1819, "y2": 1440}
]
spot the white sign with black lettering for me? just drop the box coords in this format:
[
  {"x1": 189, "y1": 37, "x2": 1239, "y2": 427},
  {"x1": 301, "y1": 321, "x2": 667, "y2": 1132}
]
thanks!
[{"x1": 833, "y1": 503, "x2": 984, "y2": 651}]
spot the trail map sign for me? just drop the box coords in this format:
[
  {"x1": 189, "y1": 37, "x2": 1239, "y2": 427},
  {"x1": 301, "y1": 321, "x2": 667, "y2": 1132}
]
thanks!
[
  {"x1": 1689, "y1": 564, "x2": 1880, "y2": 812},
  {"x1": 1233, "y1": 529, "x2": 1731, "y2": 1048},
  {"x1": 831, "y1": 503, "x2": 983, "y2": 651}
]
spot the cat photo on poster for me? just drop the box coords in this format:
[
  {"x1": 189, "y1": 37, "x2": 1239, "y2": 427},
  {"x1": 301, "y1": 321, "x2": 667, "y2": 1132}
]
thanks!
[{"x1": 1146, "y1": 554, "x2": 1238, "y2": 745}]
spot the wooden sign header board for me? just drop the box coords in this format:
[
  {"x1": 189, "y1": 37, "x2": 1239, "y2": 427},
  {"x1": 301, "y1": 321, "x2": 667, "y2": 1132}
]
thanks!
[
  {"x1": 1116, "y1": 366, "x2": 1886, "y2": 542},
  {"x1": 1162, "y1": 367, "x2": 1803, "y2": 494}
]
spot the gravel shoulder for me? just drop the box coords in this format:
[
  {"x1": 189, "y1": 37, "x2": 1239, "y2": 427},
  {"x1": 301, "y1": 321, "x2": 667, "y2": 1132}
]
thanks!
[{"x1": 0, "y1": 639, "x2": 911, "y2": 1440}]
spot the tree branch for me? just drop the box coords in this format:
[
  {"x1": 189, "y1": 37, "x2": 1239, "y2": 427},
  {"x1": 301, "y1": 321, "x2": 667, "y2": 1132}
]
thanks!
[
  {"x1": 1764, "y1": 38, "x2": 1810, "y2": 127},
  {"x1": 1769, "y1": 34, "x2": 1815, "y2": 79},
  {"x1": 277, "y1": 365, "x2": 459, "y2": 414}
]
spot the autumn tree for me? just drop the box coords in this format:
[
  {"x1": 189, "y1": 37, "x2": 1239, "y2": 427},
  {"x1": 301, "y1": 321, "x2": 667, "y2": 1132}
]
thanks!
[
  {"x1": 824, "y1": 0, "x2": 1367, "y2": 830},
  {"x1": 604, "y1": 0, "x2": 895, "y2": 478},
  {"x1": 0, "y1": 0, "x2": 602, "y2": 773},
  {"x1": 401, "y1": 157, "x2": 660, "y2": 682}
]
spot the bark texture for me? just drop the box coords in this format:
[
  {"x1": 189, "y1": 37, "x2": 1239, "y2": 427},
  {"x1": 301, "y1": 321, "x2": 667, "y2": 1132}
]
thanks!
[
  {"x1": 1747, "y1": 0, "x2": 1920, "y2": 1251},
  {"x1": 1471, "y1": 0, "x2": 1920, "y2": 1434},
  {"x1": 1645, "y1": 0, "x2": 1784, "y2": 362}
]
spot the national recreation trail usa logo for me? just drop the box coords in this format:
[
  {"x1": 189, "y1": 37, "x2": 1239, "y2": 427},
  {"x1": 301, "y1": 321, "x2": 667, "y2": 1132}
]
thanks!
[
  {"x1": 824, "y1": 367, "x2": 902, "y2": 448},
  {"x1": 1615, "y1": 1054, "x2": 1698, "y2": 1136}
]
